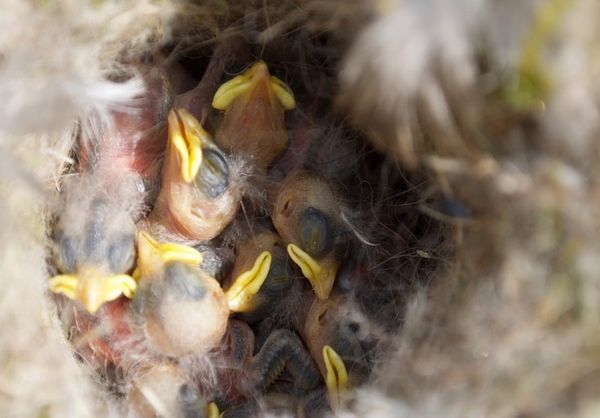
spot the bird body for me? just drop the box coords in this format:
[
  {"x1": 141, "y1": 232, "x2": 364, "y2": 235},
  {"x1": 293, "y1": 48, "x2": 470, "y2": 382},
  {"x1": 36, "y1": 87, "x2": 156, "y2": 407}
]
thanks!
[
  {"x1": 132, "y1": 231, "x2": 229, "y2": 357},
  {"x1": 78, "y1": 68, "x2": 172, "y2": 193},
  {"x1": 50, "y1": 69, "x2": 173, "y2": 313}
]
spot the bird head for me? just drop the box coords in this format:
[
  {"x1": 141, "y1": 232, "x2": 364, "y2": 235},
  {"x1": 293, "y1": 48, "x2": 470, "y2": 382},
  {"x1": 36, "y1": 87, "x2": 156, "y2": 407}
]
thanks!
[
  {"x1": 224, "y1": 230, "x2": 294, "y2": 317},
  {"x1": 303, "y1": 295, "x2": 375, "y2": 411},
  {"x1": 212, "y1": 60, "x2": 295, "y2": 171},
  {"x1": 49, "y1": 197, "x2": 137, "y2": 314},
  {"x1": 272, "y1": 172, "x2": 347, "y2": 300},
  {"x1": 133, "y1": 231, "x2": 229, "y2": 356},
  {"x1": 156, "y1": 108, "x2": 239, "y2": 241}
]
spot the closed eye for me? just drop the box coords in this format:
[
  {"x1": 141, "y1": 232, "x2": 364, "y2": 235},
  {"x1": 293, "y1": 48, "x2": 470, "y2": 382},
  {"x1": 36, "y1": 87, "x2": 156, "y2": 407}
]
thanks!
[
  {"x1": 298, "y1": 207, "x2": 334, "y2": 258},
  {"x1": 194, "y1": 148, "x2": 230, "y2": 199},
  {"x1": 53, "y1": 233, "x2": 77, "y2": 273},
  {"x1": 107, "y1": 234, "x2": 136, "y2": 273}
]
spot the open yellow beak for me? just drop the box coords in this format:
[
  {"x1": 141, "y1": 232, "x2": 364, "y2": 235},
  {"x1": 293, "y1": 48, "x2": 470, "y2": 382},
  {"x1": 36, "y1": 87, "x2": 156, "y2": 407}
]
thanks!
[
  {"x1": 49, "y1": 271, "x2": 137, "y2": 314},
  {"x1": 323, "y1": 345, "x2": 349, "y2": 411},
  {"x1": 168, "y1": 108, "x2": 213, "y2": 183},
  {"x1": 225, "y1": 251, "x2": 272, "y2": 312},
  {"x1": 134, "y1": 231, "x2": 204, "y2": 279},
  {"x1": 212, "y1": 60, "x2": 296, "y2": 111},
  {"x1": 287, "y1": 244, "x2": 335, "y2": 299}
]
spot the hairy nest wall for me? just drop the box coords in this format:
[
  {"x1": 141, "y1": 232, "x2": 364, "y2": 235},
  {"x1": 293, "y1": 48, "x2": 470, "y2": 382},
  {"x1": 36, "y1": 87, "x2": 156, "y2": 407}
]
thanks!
[{"x1": 2, "y1": 0, "x2": 600, "y2": 417}]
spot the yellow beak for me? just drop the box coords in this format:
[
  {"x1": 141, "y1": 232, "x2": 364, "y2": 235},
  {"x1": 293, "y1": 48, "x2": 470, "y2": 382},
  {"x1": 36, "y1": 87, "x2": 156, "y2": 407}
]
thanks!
[
  {"x1": 207, "y1": 402, "x2": 222, "y2": 418},
  {"x1": 224, "y1": 251, "x2": 272, "y2": 312},
  {"x1": 168, "y1": 108, "x2": 212, "y2": 183},
  {"x1": 49, "y1": 270, "x2": 137, "y2": 314},
  {"x1": 212, "y1": 60, "x2": 296, "y2": 111},
  {"x1": 323, "y1": 345, "x2": 349, "y2": 411},
  {"x1": 287, "y1": 244, "x2": 336, "y2": 299},
  {"x1": 135, "y1": 231, "x2": 204, "y2": 279}
]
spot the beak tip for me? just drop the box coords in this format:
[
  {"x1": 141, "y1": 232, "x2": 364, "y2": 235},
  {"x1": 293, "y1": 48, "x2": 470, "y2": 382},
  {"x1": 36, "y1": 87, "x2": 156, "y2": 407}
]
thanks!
[
  {"x1": 252, "y1": 61, "x2": 269, "y2": 77},
  {"x1": 83, "y1": 301, "x2": 101, "y2": 314}
]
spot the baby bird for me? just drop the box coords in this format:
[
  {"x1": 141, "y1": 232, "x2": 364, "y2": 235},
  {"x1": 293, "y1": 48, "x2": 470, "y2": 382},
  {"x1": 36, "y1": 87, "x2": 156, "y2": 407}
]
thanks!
[
  {"x1": 145, "y1": 108, "x2": 240, "y2": 242},
  {"x1": 271, "y1": 172, "x2": 349, "y2": 300},
  {"x1": 131, "y1": 232, "x2": 321, "y2": 414},
  {"x1": 50, "y1": 70, "x2": 172, "y2": 313},
  {"x1": 212, "y1": 60, "x2": 296, "y2": 173},
  {"x1": 222, "y1": 229, "x2": 295, "y2": 323},
  {"x1": 131, "y1": 231, "x2": 229, "y2": 357},
  {"x1": 301, "y1": 294, "x2": 378, "y2": 413}
]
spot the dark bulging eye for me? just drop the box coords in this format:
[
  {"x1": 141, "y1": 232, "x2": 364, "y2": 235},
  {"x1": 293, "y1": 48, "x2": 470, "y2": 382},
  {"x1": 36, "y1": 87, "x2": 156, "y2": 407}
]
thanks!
[
  {"x1": 55, "y1": 234, "x2": 77, "y2": 273},
  {"x1": 107, "y1": 234, "x2": 136, "y2": 273},
  {"x1": 164, "y1": 263, "x2": 206, "y2": 300},
  {"x1": 298, "y1": 207, "x2": 334, "y2": 258},
  {"x1": 195, "y1": 148, "x2": 230, "y2": 199}
]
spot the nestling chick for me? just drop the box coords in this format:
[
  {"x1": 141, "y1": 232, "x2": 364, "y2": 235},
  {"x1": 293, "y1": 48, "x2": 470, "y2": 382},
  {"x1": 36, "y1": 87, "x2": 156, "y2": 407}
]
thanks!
[
  {"x1": 50, "y1": 70, "x2": 173, "y2": 313},
  {"x1": 212, "y1": 60, "x2": 295, "y2": 173},
  {"x1": 147, "y1": 108, "x2": 240, "y2": 242},
  {"x1": 131, "y1": 231, "x2": 229, "y2": 357},
  {"x1": 302, "y1": 294, "x2": 378, "y2": 412},
  {"x1": 271, "y1": 172, "x2": 349, "y2": 300},
  {"x1": 222, "y1": 229, "x2": 295, "y2": 323}
]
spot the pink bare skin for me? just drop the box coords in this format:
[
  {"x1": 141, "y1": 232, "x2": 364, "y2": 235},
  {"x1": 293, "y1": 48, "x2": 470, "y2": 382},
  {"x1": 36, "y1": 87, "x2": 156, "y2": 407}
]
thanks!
[
  {"x1": 213, "y1": 61, "x2": 293, "y2": 174},
  {"x1": 78, "y1": 69, "x2": 172, "y2": 186}
]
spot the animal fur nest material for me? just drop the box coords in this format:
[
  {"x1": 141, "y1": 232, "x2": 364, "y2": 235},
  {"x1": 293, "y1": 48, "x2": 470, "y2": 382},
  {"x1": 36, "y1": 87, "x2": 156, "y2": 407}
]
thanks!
[{"x1": 2, "y1": 0, "x2": 600, "y2": 417}]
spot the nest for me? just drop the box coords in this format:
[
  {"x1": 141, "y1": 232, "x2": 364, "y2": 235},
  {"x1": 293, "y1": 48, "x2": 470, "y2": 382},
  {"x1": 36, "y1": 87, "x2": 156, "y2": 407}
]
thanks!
[{"x1": 2, "y1": 0, "x2": 600, "y2": 417}]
